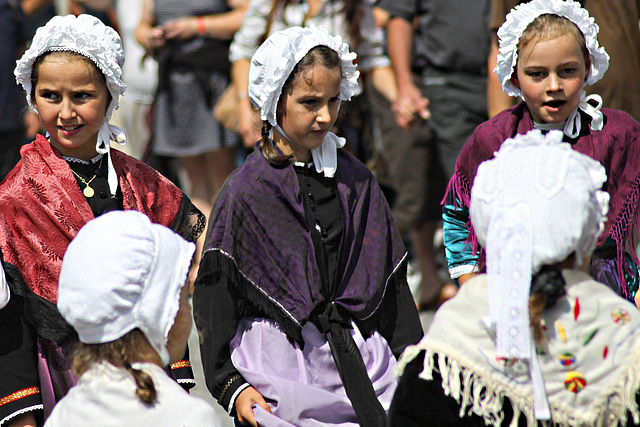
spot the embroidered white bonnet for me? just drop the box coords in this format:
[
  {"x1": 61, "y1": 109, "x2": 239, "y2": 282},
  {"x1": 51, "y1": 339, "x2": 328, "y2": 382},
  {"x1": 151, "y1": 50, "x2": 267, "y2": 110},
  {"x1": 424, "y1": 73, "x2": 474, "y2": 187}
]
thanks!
[
  {"x1": 248, "y1": 25, "x2": 359, "y2": 127},
  {"x1": 58, "y1": 211, "x2": 195, "y2": 366},
  {"x1": 15, "y1": 14, "x2": 127, "y2": 157},
  {"x1": 495, "y1": 0, "x2": 609, "y2": 98},
  {"x1": 15, "y1": 14, "x2": 126, "y2": 121},
  {"x1": 470, "y1": 129, "x2": 608, "y2": 418},
  {"x1": 471, "y1": 129, "x2": 608, "y2": 274}
]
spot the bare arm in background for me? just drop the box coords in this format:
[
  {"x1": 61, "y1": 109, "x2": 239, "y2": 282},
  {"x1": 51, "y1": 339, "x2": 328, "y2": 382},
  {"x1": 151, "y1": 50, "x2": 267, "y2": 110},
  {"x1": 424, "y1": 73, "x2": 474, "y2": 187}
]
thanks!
[{"x1": 385, "y1": 16, "x2": 429, "y2": 130}]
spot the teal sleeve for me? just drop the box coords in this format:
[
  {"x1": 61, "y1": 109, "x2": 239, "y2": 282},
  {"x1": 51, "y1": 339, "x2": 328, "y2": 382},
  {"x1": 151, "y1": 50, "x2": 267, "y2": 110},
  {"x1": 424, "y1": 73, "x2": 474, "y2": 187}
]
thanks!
[{"x1": 442, "y1": 203, "x2": 478, "y2": 276}]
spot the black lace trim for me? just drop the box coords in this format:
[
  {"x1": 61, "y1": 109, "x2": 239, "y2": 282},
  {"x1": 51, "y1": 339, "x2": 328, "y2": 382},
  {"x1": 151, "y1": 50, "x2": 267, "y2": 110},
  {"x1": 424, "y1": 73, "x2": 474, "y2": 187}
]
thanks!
[{"x1": 171, "y1": 194, "x2": 206, "y2": 243}]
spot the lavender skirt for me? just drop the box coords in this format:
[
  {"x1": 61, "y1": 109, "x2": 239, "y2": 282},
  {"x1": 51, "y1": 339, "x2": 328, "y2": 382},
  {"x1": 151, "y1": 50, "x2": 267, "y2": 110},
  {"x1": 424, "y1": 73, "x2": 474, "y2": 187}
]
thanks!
[
  {"x1": 37, "y1": 338, "x2": 77, "y2": 418},
  {"x1": 230, "y1": 318, "x2": 398, "y2": 426}
]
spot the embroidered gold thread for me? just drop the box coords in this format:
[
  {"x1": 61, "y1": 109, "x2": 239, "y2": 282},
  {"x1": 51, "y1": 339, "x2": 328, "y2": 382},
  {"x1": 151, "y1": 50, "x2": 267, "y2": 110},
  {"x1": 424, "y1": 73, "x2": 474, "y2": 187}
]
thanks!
[
  {"x1": 170, "y1": 360, "x2": 191, "y2": 369},
  {"x1": 0, "y1": 387, "x2": 40, "y2": 407},
  {"x1": 219, "y1": 374, "x2": 242, "y2": 402}
]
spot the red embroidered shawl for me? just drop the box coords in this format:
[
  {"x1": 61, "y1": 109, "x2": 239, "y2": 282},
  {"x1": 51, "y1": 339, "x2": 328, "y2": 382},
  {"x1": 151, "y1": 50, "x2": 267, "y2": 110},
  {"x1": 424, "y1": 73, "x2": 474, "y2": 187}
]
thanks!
[{"x1": 0, "y1": 134, "x2": 184, "y2": 303}]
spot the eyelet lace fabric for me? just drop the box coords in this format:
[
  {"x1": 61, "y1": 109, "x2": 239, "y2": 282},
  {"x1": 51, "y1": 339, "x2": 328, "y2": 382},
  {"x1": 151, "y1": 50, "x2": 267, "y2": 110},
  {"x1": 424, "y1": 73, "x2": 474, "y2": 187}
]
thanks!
[
  {"x1": 248, "y1": 25, "x2": 359, "y2": 127},
  {"x1": 14, "y1": 14, "x2": 126, "y2": 121},
  {"x1": 495, "y1": 0, "x2": 609, "y2": 98}
]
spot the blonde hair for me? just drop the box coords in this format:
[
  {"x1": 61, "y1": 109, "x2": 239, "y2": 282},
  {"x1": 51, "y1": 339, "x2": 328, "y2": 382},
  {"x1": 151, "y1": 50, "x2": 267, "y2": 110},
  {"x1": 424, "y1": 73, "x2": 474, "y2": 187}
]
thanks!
[
  {"x1": 72, "y1": 329, "x2": 159, "y2": 405},
  {"x1": 518, "y1": 14, "x2": 589, "y2": 65}
]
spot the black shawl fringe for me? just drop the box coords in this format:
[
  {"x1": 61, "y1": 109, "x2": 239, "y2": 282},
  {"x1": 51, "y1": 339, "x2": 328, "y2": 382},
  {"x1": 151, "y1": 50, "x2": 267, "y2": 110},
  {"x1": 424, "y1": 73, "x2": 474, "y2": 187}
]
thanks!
[{"x1": 199, "y1": 250, "x2": 305, "y2": 347}]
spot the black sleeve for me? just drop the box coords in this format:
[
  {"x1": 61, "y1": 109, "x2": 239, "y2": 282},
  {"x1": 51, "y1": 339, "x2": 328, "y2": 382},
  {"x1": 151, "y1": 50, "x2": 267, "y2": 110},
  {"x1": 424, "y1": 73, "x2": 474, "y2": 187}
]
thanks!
[
  {"x1": 0, "y1": 281, "x2": 43, "y2": 426},
  {"x1": 171, "y1": 194, "x2": 207, "y2": 244},
  {"x1": 192, "y1": 252, "x2": 248, "y2": 415}
]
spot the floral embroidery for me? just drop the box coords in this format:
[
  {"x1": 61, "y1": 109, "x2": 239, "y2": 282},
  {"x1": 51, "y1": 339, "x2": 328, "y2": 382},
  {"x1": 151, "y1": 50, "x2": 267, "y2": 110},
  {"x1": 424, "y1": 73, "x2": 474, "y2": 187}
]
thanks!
[
  {"x1": 611, "y1": 308, "x2": 630, "y2": 325},
  {"x1": 556, "y1": 320, "x2": 567, "y2": 343},
  {"x1": 583, "y1": 328, "x2": 598, "y2": 345},
  {"x1": 564, "y1": 371, "x2": 586, "y2": 393},
  {"x1": 558, "y1": 353, "x2": 576, "y2": 368}
]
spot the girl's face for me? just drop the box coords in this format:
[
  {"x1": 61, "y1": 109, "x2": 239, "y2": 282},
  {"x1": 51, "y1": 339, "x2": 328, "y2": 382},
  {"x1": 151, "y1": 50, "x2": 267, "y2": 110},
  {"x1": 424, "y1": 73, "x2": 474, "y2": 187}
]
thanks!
[
  {"x1": 33, "y1": 53, "x2": 109, "y2": 160},
  {"x1": 511, "y1": 33, "x2": 588, "y2": 124},
  {"x1": 166, "y1": 283, "x2": 192, "y2": 364},
  {"x1": 274, "y1": 64, "x2": 342, "y2": 163}
]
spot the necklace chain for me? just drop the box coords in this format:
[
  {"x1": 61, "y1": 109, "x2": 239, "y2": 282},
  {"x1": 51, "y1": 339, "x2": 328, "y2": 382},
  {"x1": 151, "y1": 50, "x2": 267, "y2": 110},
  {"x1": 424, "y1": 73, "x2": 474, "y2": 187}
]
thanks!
[{"x1": 70, "y1": 156, "x2": 103, "y2": 198}]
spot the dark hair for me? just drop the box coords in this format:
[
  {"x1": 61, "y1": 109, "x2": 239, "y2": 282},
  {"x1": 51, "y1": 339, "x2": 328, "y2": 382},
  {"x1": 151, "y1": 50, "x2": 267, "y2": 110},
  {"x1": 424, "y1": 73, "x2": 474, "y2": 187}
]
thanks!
[
  {"x1": 30, "y1": 50, "x2": 112, "y2": 108},
  {"x1": 259, "y1": 45, "x2": 342, "y2": 165},
  {"x1": 72, "y1": 329, "x2": 158, "y2": 405},
  {"x1": 529, "y1": 266, "x2": 566, "y2": 345}
]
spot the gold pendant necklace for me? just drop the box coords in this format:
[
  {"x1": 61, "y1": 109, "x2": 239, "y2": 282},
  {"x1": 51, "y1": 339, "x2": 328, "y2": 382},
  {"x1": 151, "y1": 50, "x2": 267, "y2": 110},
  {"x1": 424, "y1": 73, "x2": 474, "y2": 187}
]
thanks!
[{"x1": 70, "y1": 156, "x2": 103, "y2": 198}]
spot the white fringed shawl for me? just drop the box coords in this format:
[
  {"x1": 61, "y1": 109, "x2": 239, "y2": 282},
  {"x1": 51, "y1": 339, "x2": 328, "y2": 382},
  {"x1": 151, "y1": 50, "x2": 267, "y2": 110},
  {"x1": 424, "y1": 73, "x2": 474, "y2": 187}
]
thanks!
[{"x1": 396, "y1": 271, "x2": 640, "y2": 427}]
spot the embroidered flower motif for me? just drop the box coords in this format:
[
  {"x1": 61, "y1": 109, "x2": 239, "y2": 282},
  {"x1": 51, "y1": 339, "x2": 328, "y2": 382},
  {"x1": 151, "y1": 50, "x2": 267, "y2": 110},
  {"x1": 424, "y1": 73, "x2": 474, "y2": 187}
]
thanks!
[
  {"x1": 564, "y1": 371, "x2": 586, "y2": 393},
  {"x1": 558, "y1": 353, "x2": 576, "y2": 368},
  {"x1": 556, "y1": 320, "x2": 567, "y2": 343},
  {"x1": 574, "y1": 297, "x2": 580, "y2": 321},
  {"x1": 583, "y1": 328, "x2": 598, "y2": 345},
  {"x1": 611, "y1": 308, "x2": 630, "y2": 325}
]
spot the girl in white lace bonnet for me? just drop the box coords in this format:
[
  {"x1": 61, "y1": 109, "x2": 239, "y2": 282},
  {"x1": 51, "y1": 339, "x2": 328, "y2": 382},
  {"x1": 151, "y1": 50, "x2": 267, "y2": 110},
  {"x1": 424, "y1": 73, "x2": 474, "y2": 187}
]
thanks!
[
  {"x1": 442, "y1": 0, "x2": 640, "y2": 307},
  {"x1": 1, "y1": 13, "x2": 205, "y2": 425},
  {"x1": 193, "y1": 25, "x2": 422, "y2": 427},
  {"x1": 391, "y1": 130, "x2": 640, "y2": 425}
]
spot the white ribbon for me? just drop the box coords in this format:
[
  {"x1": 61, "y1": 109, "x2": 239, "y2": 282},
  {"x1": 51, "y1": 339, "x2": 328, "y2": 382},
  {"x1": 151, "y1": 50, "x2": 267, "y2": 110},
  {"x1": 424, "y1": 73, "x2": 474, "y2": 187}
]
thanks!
[
  {"x1": 564, "y1": 93, "x2": 604, "y2": 138},
  {"x1": 96, "y1": 121, "x2": 126, "y2": 196},
  {"x1": 311, "y1": 132, "x2": 346, "y2": 178},
  {"x1": 273, "y1": 124, "x2": 346, "y2": 178},
  {"x1": 0, "y1": 264, "x2": 9, "y2": 309}
]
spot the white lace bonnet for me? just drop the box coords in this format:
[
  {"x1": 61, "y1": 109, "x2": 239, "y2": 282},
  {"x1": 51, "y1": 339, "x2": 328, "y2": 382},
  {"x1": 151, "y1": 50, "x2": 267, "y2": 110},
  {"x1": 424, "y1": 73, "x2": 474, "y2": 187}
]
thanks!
[
  {"x1": 495, "y1": 0, "x2": 609, "y2": 98},
  {"x1": 248, "y1": 25, "x2": 359, "y2": 127},
  {"x1": 14, "y1": 14, "x2": 127, "y2": 153},
  {"x1": 58, "y1": 211, "x2": 195, "y2": 366},
  {"x1": 470, "y1": 129, "x2": 609, "y2": 419}
]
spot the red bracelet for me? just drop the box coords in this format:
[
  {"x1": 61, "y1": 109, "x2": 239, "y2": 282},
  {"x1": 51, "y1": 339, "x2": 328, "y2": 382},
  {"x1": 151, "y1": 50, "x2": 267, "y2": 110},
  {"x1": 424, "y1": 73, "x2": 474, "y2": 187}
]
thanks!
[{"x1": 196, "y1": 16, "x2": 206, "y2": 36}]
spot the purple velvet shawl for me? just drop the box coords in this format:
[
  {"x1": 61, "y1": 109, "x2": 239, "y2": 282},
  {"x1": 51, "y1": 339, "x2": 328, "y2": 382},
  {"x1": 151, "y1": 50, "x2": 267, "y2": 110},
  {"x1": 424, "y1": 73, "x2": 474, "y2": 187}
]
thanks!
[
  {"x1": 203, "y1": 147, "x2": 406, "y2": 342},
  {"x1": 446, "y1": 102, "x2": 640, "y2": 290}
]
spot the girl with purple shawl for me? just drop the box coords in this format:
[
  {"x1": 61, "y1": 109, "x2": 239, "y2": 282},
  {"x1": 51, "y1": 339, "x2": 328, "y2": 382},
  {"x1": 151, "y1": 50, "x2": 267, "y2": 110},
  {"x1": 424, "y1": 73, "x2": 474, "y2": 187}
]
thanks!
[
  {"x1": 192, "y1": 26, "x2": 423, "y2": 427},
  {"x1": 443, "y1": 0, "x2": 640, "y2": 304}
]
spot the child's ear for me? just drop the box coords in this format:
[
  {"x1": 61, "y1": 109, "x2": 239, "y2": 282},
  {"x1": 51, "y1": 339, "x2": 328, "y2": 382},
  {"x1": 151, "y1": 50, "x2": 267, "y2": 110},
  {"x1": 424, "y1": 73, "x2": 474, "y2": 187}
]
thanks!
[
  {"x1": 584, "y1": 57, "x2": 591, "y2": 82},
  {"x1": 510, "y1": 75, "x2": 521, "y2": 89}
]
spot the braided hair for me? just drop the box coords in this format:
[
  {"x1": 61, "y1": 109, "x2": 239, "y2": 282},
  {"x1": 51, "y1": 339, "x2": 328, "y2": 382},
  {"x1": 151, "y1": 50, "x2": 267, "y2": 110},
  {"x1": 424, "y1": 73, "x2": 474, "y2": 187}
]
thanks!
[{"x1": 72, "y1": 329, "x2": 158, "y2": 405}]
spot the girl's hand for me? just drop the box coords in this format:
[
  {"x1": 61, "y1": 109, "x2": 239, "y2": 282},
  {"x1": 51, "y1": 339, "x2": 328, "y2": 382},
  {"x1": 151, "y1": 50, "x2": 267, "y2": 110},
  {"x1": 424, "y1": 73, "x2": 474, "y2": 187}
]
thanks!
[
  {"x1": 235, "y1": 386, "x2": 271, "y2": 427},
  {"x1": 160, "y1": 17, "x2": 200, "y2": 40},
  {"x1": 392, "y1": 82, "x2": 430, "y2": 130},
  {"x1": 138, "y1": 26, "x2": 166, "y2": 52}
]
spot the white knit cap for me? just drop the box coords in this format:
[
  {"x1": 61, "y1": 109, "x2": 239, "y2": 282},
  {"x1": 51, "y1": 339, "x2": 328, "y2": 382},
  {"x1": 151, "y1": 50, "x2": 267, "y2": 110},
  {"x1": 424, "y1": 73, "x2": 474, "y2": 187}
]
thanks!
[
  {"x1": 15, "y1": 14, "x2": 127, "y2": 154},
  {"x1": 249, "y1": 25, "x2": 359, "y2": 127},
  {"x1": 58, "y1": 211, "x2": 195, "y2": 366},
  {"x1": 495, "y1": 0, "x2": 609, "y2": 98},
  {"x1": 470, "y1": 129, "x2": 608, "y2": 419}
]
